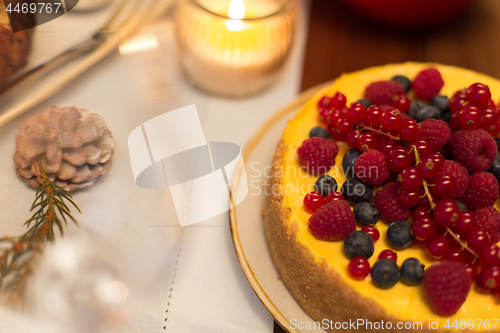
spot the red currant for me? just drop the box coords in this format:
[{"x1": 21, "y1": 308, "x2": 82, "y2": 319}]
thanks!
[
  {"x1": 376, "y1": 135, "x2": 397, "y2": 156},
  {"x1": 408, "y1": 139, "x2": 432, "y2": 159},
  {"x1": 427, "y1": 236, "x2": 450, "y2": 259},
  {"x1": 303, "y1": 192, "x2": 325, "y2": 213},
  {"x1": 330, "y1": 128, "x2": 347, "y2": 141},
  {"x1": 475, "y1": 272, "x2": 491, "y2": 293},
  {"x1": 479, "y1": 266, "x2": 500, "y2": 290},
  {"x1": 331, "y1": 92, "x2": 347, "y2": 109},
  {"x1": 446, "y1": 249, "x2": 465, "y2": 263},
  {"x1": 450, "y1": 89, "x2": 468, "y2": 113},
  {"x1": 345, "y1": 129, "x2": 362, "y2": 149},
  {"x1": 467, "y1": 229, "x2": 489, "y2": 253},
  {"x1": 348, "y1": 257, "x2": 371, "y2": 279},
  {"x1": 381, "y1": 110, "x2": 403, "y2": 131},
  {"x1": 378, "y1": 249, "x2": 397, "y2": 263},
  {"x1": 433, "y1": 198, "x2": 459, "y2": 227},
  {"x1": 480, "y1": 245, "x2": 500, "y2": 267},
  {"x1": 337, "y1": 117, "x2": 354, "y2": 135},
  {"x1": 387, "y1": 148, "x2": 411, "y2": 172},
  {"x1": 357, "y1": 133, "x2": 377, "y2": 152},
  {"x1": 325, "y1": 191, "x2": 345, "y2": 203},
  {"x1": 399, "y1": 167, "x2": 423, "y2": 191},
  {"x1": 464, "y1": 262, "x2": 479, "y2": 281},
  {"x1": 347, "y1": 103, "x2": 367, "y2": 122},
  {"x1": 326, "y1": 109, "x2": 343, "y2": 126},
  {"x1": 486, "y1": 99, "x2": 496, "y2": 110},
  {"x1": 453, "y1": 211, "x2": 474, "y2": 237},
  {"x1": 412, "y1": 217, "x2": 438, "y2": 241},
  {"x1": 366, "y1": 106, "x2": 383, "y2": 125},
  {"x1": 458, "y1": 105, "x2": 482, "y2": 130},
  {"x1": 466, "y1": 83, "x2": 492, "y2": 108},
  {"x1": 398, "y1": 118, "x2": 420, "y2": 141},
  {"x1": 319, "y1": 107, "x2": 333, "y2": 123},
  {"x1": 361, "y1": 225, "x2": 380, "y2": 242},
  {"x1": 318, "y1": 96, "x2": 332, "y2": 109},
  {"x1": 411, "y1": 204, "x2": 432, "y2": 222},
  {"x1": 431, "y1": 173, "x2": 456, "y2": 198},
  {"x1": 398, "y1": 188, "x2": 421, "y2": 207},
  {"x1": 417, "y1": 153, "x2": 445, "y2": 178},
  {"x1": 419, "y1": 191, "x2": 439, "y2": 208},
  {"x1": 480, "y1": 108, "x2": 497, "y2": 132},
  {"x1": 346, "y1": 129, "x2": 361, "y2": 148},
  {"x1": 391, "y1": 94, "x2": 410, "y2": 113},
  {"x1": 450, "y1": 112, "x2": 461, "y2": 129}
]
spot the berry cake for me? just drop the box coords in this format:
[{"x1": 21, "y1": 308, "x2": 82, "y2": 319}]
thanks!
[{"x1": 265, "y1": 63, "x2": 500, "y2": 332}]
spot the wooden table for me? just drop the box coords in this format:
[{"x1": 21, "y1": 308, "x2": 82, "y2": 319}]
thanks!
[{"x1": 275, "y1": 0, "x2": 500, "y2": 331}]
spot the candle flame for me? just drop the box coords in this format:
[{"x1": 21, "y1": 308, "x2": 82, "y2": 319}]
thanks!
[{"x1": 228, "y1": 0, "x2": 245, "y2": 19}]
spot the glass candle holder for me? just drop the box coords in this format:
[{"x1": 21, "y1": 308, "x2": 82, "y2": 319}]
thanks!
[{"x1": 176, "y1": 0, "x2": 297, "y2": 97}]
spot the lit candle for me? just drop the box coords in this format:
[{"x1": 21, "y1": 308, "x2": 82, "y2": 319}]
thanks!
[{"x1": 177, "y1": 0, "x2": 297, "y2": 97}]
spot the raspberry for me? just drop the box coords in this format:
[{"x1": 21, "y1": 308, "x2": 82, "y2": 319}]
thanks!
[
  {"x1": 423, "y1": 261, "x2": 471, "y2": 316},
  {"x1": 412, "y1": 68, "x2": 444, "y2": 101},
  {"x1": 434, "y1": 160, "x2": 469, "y2": 199},
  {"x1": 297, "y1": 137, "x2": 339, "y2": 175},
  {"x1": 374, "y1": 182, "x2": 411, "y2": 223},
  {"x1": 461, "y1": 172, "x2": 499, "y2": 211},
  {"x1": 416, "y1": 119, "x2": 451, "y2": 153},
  {"x1": 449, "y1": 129, "x2": 497, "y2": 173},
  {"x1": 309, "y1": 200, "x2": 356, "y2": 241},
  {"x1": 364, "y1": 81, "x2": 404, "y2": 106},
  {"x1": 353, "y1": 149, "x2": 390, "y2": 186},
  {"x1": 474, "y1": 206, "x2": 500, "y2": 243}
]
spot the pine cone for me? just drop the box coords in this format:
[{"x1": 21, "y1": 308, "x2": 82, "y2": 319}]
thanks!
[{"x1": 14, "y1": 106, "x2": 116, "y2": 191}]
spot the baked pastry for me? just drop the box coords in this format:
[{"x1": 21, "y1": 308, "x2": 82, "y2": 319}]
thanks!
[
  {"x1": 0, "y1": 1, "x2": 34, "y2": 88},
  {"x1": 265, "y1": 63, "x2": 500, "y2": 332}
]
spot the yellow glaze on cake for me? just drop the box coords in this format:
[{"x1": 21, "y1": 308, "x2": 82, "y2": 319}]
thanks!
[{"x1": 280, "y1": 63, "x2": 500, "y2": 329}]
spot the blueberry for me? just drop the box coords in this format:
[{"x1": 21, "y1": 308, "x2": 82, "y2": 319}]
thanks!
[
  {"x1": 495, "y1": 138, "x2": 500, "y2": 153},
  {"x1": 415, "y1": 106, "x2": 441, "y2": 123},
  {"x1": 356, "y1": 98, "x2": 371, "y2": 109},
  {"x1": 353, "y1": 202, "x2": 378, "y2": 226},
  {"x1": 442, "y1": 110, "x2": 452, "y2": 124},
  {"x1": 341, "y1": 178, "x2": 373, "y2": 204},
  {"x1": 408, "y1": 100, "x2": 427, "y2": 120},
  {"x1": 315, "y1": 175, "x2": 337, "y2": 196},
  {"x1": 430, "y1": 95, "x2": 450, "y2": 116},
  {"x1": 343, "y1": 231, "x2": 374, "y2": 259},
  {"x1": 400, "y1": 258, "x2": 425, "y2": 286},
  {"x1": 386, "y1": 220, "x2": 414, "y2": 249},
  {"x1": 371, "y1": 259, "x2": 400, "y2": 289},
  {"x1": 487, "y1": 156, "x2": 500, "y2": 184},
  {"x1": 342, "y1": 148, "x2": 362, "y2": 178},
  {"x1": 309, "y1": 126, "x2": 330, "y2": 139},
  {"x1": 391, "y1": 75, "x2": 411, "y2": 94},
  {"x1": 454, "y1": 199, "x2": 467, "y2": 212}
]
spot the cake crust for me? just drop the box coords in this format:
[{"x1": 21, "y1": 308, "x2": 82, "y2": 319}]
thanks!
[{"x1": 264, "y1": 139, "x2": 489, "y2": 333}]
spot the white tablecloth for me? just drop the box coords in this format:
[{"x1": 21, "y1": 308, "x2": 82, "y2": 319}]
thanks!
[{"x1": 0, "y1": 1, "x2": 309, "y2": 332}]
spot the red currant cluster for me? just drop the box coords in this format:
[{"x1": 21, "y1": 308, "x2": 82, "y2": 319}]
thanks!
[
  {"x1": 303, "y1": 191, "x2": 344, "y2": 213},
  {"x1": 450, "y1": 83, "x2": 500, "y2": 136},
  {"x1": 401, "y1": 144, "x2": 500, "y2": 296},
  {"x1": 318, "y1": 93, "x2": 420, "y2": 150},
  {"x1": 348, "y1": 248, "x2": 397, "y2": 279}
]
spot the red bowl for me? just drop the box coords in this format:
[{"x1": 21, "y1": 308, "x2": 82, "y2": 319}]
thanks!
[{"x1": 340, "y1": 0, "x2": 478, "y2": 28}]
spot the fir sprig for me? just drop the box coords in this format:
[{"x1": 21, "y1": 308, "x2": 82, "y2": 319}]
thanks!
[{"x1": 0, "y1": 161, "x2": 80, "y2": 304}]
